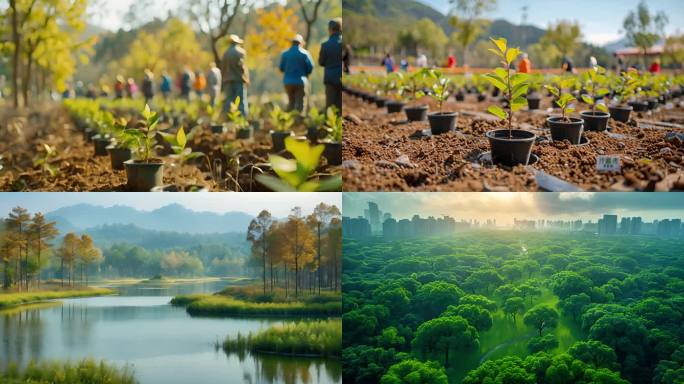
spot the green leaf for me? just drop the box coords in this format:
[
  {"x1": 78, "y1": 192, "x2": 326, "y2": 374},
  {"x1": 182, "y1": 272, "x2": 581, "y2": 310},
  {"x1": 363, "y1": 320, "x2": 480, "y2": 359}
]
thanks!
[
  {"x1": 494, "y1": 68, "x2": 507, "y2": 81},
  {"x1": 510, "y1": 73, "x2": 528, "y2": 87},
  {"x1": 316, "y1": 175, "x2": 343, "y2": 192},
  {"x1": 545, "y1": 85, "x2": 560, "y2": 98},
  {"x1": 488, "y1": 48, "x2": 503, "y2": 58},
  {"x1": 581, "y1": 94, "x2": 594, "y2": 104},
  {"x1": 559, "y1": 93, "x2": 576, "y2": 105},
  {"x1": 487, "y1": 105, "x2": 508, "y2": 120},
  {"x1": 596, "y1": 103, "x2": 609, "y2": 113},
  {"x1": 512, "y1": 84, "x2": 529, "y2": 100},
  {"x1": 511, "y1": 96, "x2": 528, "y2": 112},
  {"x1": 484, "y1": 74, "x2": 507, "y2": 91},
  {"x1": 490, "y1": 37, "x2": 507, "y2": 53},
  {"x1": 566, "y1": 107, "x2": 575, "y2": 115},
  {"x1": 142, "y1": 104, "x2": 151, "y2": 120},
  {"x1": 505, "y1": 47, "x2": 521, "y2": 65},
  {"x1": 284, "y1": 137, "x2": 325, "y2": 172},
  {"x1": 176, "y1": 127, "x2": 187, "y2": 149},
  {"x1": 255, "y1": 174, "x2": 298, "y2": 192}
]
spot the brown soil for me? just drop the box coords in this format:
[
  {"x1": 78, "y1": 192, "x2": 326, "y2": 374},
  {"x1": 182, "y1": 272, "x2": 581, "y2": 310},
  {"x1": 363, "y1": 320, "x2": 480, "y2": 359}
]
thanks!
[
  {"x1": 0, "y1": 103, "x2": 338, "y2": 192},
  {"x1": 343, "y1": 93, "x2": 684, "y2": 191}
]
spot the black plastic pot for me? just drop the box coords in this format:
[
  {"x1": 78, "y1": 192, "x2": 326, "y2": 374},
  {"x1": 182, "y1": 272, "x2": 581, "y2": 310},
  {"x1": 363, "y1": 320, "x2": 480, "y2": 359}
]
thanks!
[
  {"x1": 93, "y1": 135, "x2": 112, "y2": 156},
  {"x1": 647, "y1": 99, "x2": 658, "y2": 110},
  {"x1": 237, "y1": 127, "x2": 252, "y2": 139},
  {"x1": 608, "y1": 105, "x2": 632, "y2": 123},
  {"x1": 455, "y1": 92, "x2": 465, "y2": 102},
  {"x1": 477, "y1": 94, "x2": 486, "y2": 102},
  {"x1": 375, "y1": 98, "x2": 387, "y2": 108},
  {"x1": 307, "y1": 127, "x2": 320, "y2": 142},
  {"x1": 628, "y1": 100, "x2": 648, "y2": 112},
  {"x1": 386, "y1": 101, "x2": 405, "y2": 113},
  {"x1": 580, "y1": 111, "x2": 610, "y2": 132},
  {"x1": 527, "y1": 94, "x2": 541, "y2": 110},
  {"x1": 547, "y1": 117, "x2": 584, "y2": 145},
  {"x1": 84, "y1": 127, "x2": 97, "y2": 142},
  {"x1": 107, "y1": 145, "x2": 132, "y2": 170},
  {"x1": 405, "y1": 105, "x2": 429, "y2": 122},
  {"x1": 271, "y1": 130, "x2": 293, "y2": 152},
  {"x1": 124, "y1": 159, "x2": 164, "y2": 192},
  {"x1": 211, "y1": 124, "x2": 225, "y2": 134},
  {"x1": 428, "y1": 112, "x2": 457, "y2": 135},
  {"x1": 485, "y1": 129, "x2": 536, "y2": 166},
  {"x1": 323, "y1": 141, "x2": 342, "y2": 166}
]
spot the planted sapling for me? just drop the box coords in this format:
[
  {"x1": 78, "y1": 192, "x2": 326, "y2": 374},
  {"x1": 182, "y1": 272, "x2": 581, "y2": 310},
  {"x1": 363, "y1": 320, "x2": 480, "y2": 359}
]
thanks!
[
  {"x1": 484, "y1": 37, "x2": 529, "y2": 138},
  {"x1": 427, "y1": 69, "x2": 451, "y2": 114},
  {"x1": 33, "y1": 144, "x2": 58, "y2": 177},
  {"x1": 545, "y1": 83, "x2": 577, "y2": 122},
  {"x1": 581, "y1": 66, "x2": 610, "y2": 114},
  {"x1": 126, "y1": 104, "x2": 162, "y2": 163}
]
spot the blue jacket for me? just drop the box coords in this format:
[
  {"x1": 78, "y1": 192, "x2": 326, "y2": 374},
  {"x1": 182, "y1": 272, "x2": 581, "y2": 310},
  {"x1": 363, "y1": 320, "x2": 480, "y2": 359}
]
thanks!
[
  {"x1": 319, "y1": 33, "x2": 342, "y2": 85},
  {"x1": 279, "y1": 45, "x2": 314, "y2": 86}
]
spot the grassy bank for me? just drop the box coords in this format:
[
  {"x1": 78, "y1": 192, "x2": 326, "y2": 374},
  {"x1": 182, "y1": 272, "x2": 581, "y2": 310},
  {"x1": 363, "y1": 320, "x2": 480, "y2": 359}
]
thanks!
[
  {"x1": 0, "y1": 288, "x2": 115, "y2": 309},
  {"x1": 222, "y1": 319, "x2": 341, "y2": 358},
  {"x1": 179, "y1": 295, "x2": 341, "y2": 317},
  {"x1": 1, "y1": 359, "x2": 136, "y2": 384}
]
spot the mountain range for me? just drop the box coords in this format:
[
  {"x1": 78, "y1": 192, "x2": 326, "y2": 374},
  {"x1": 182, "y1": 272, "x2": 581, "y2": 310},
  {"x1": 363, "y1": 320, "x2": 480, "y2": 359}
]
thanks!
[{"x1": 45, "y1": 203, "x2": 254, "y2": 235}]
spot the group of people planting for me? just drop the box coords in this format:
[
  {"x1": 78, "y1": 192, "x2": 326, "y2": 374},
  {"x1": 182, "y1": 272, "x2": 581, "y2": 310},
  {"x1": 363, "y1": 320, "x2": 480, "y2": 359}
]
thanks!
[{"x1": 69, "y1": 18, "x2": 343, "y2": 118}]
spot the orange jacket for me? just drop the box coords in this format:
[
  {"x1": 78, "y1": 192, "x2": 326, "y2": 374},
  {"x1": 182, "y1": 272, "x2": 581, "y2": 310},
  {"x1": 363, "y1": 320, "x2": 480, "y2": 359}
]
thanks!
[
  {"x1": 518, "y1": 58, "x2": 531, "y2": 73},
  {"x1": 194, "y1": 74, "x2": 207, "y2": 91}
]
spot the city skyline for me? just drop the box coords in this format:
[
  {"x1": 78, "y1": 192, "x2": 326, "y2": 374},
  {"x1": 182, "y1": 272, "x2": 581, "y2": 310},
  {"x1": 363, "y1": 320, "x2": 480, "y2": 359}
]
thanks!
[{"x1": 343, "y1": 193, "x2": 684, "y2": 225}]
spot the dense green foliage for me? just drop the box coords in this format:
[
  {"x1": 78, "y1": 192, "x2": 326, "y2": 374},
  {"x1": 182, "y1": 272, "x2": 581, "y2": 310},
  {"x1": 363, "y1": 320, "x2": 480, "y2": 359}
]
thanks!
[
  {"x1": 0, "y1": 359, "x2": 136, "y2": 384},
  {"x1": 179, "y1": 295, "x2": 341, "y2": 317},
  {"x1": 342, "y1": 231, "x2": 684, "y2": 383},
  {"x1": 222, "y1": 319, "x2": 341, "y2": 357},
  {"x1": 0, "y1": 288, "x2": 114, "y2": 309}
]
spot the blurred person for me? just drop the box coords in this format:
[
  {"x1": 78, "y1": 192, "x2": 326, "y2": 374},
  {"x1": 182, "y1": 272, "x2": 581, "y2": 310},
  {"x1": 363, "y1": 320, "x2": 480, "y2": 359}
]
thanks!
[
  {"x1": 343, "y1": 44, "x2": 352, "y2": 74},
  {"x1": 518, "y1": 53, "x2": 531, "y2": 73},
  {"x1": 85, "y1": 83, "x2": 97, "y2": 99},
  {"x1": 0, "y1": 74, "x2": 5, "y2": 98},
  {"x1": 400, "y1": 58, "x2": 409, "y2": 72},
  {"x1": 160, "y1": 71, "x2": 172, "y2": 99},
  {"x1": 446, "y1": 54, "x2": 457, "y2": 68},
  {"x1": 194, "y1": 70, "x2": 206, "y2": 99},
  {"x1": 75, "y1": 81, "x2": 85, "y2": 97},
  {"x1": 589, "y1": 56, "x2": 598, "y2": 71},
  {"x1": 114, "y1": 75, "x2": 125, "y2": 99},
  {"x1": 142, "y1": 69, "x2": 155, "y2": 104},
  {"x1": 416, "y1": 53, "x2": 428, "y2": 68},
  {"x1": 221, "y1": 34, "x2": 250, "y2": 115},
  {"x1": 279, "y1": 34, "x2": 314, "y2": 112},
  {"x1": 181, "y1": 67, "x2": 195, "y2": 101},
  {"x1": 319, "y1": 18, "x2": 343, "y2": 114},
  {"x1": 649, "y1": 58, "x2": 661, "y2": 73},
  {"x1": 126, "y1": 78, "x2": 139, "y2": 98},
  {"x1": 382, "y1": 53, "x2": 395, "y2": 73},
  {"x1": 561, "y1": 56, "x2": 575, "y2": 73},
  {"x1": 100, "y1": 84, "x2": 110, "y2": 98},
  {"x1": 206, "y1": 62, "x2": 222, "y2": 107}
]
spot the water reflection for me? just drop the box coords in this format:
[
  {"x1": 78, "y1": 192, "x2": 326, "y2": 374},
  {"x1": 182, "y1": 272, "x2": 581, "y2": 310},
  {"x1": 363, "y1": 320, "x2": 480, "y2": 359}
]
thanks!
[{"x1": 0, "y1": 283, "x2": 341, "y2": 384}]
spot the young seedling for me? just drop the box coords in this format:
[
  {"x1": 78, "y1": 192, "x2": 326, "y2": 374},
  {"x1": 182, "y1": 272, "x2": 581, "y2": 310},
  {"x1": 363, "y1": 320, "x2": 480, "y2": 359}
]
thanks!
[
  {"x1": 33, "y1": 144, "x2": 58, "y2": 177},
  {"x1": 161, "y1": 126, "x2": 205, "y2": 185},
  {"x1": 269, "y1": 105, "x2": 295, "y2": 132},
  {"x1": 226, "y1": 96, "x2": 249, "y2": 130},
  {"x1": 581, "y1": 66, "x2": 610, "y2": 114},
  {"x1": 611, "y1": 70, "x2": 639, "y2": 107},
  {"x1": 484, "y1": 37, "x2": 528, "y2": 138},
  {"x1": 545, "y1": 80, "x2": 577, "y2": 121},
  {"x1": 403, "y1": 69, "x2": 430, "y2": 104},
  {"x1": 125, "y1": 104, "x2": 162, "y2": 163},
  {"x1": 324, "y1": 106, "x2": 342, "y2": 143},
  {"x1": 256, "y1": 137, "x2": 342, "y2": 192},
  {"x1": 427, "y1": 69, "x2": 451, "y2": 114}
]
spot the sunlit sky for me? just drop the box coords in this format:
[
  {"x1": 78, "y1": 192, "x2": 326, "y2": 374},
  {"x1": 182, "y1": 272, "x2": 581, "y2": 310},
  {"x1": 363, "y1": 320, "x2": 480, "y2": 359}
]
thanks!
[
  {"x1": 418, "y1": 0, "x2": 684, "y2": 46},
  {"x1": 343, "y1": 193, "x2": 684, "y2": 225},
  {"x1": 0, "y1": 193, "x2": 341, "y2": 217}
]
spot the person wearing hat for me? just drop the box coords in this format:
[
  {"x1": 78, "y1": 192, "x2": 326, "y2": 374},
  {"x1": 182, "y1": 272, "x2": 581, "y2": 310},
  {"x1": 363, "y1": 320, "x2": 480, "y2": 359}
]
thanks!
[
  {"x1": 279, "y1": 34, "x2": 314, "y2": 112},
  {"x1": 319, "y1": 18, "x2": 343, "y2": 114},
  {"x1": 221, "y1": 34, "x2": 250, "y2": 116}
]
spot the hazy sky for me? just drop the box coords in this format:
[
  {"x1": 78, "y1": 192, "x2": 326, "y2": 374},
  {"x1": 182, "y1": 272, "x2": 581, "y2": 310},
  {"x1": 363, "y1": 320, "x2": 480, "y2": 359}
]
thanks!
[
  {"x1": 0, "y1": 193, "x2": 341, "y2": 217},
  {"x1": 343, "y1": 193, "x2": 684, "y2": 225},
  {"x1": 418, "y1": 0, "x2": 683, "y2": 45}
]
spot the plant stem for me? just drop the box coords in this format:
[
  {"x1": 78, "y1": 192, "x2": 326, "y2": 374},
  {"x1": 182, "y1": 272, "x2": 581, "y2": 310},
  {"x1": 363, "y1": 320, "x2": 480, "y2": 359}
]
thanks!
[{"x1": 507, "y1": 60, "x2": 512, "y2": 139}]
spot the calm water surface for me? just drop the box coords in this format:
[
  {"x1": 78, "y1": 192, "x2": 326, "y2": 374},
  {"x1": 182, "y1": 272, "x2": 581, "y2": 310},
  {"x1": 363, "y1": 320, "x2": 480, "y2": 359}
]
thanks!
[{"x1": 0, "y1": 281, "x2": 341, "y2": 384}]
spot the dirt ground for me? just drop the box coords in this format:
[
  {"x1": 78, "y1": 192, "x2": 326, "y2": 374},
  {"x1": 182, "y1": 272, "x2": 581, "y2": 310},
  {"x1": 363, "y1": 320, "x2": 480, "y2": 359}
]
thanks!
[
  {"x1": 0, "y1": 103, "x2": 337, "y2": 192},
  {"x1": 342, "y1": 92, "x2": 684, "y2": 191}
]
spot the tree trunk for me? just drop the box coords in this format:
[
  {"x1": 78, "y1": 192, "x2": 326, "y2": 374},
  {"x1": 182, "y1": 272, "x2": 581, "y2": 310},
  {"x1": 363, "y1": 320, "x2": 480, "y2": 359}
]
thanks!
[
  {"x1": 10, "y1": 0, "x2": 20, "y2": 108},
  {"x1": 23, "y1": 50, "x2": 33, "y2": 108},
  {"x1": 317, "y1": 222, "x2": 321, "y2": 295}
]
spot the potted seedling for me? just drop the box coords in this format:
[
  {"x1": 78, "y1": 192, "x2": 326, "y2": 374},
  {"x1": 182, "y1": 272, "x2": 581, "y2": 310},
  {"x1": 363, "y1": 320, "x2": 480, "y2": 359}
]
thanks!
[
  {"x1": 473, "y1": 74, "x2": 487, "y2": 102},
  {"x1": 484, "y1": 37, "x2": 536, "y2": 166},
  {"x1": 306, "y1": 107, "x2": 326, "y2": 142},
  {"x1": 269, "y1": 105, "x2": 295, "y2": 152},
  {"x1": 545, "y1": 83, "x2": 583, "y2": 144},
  {"x1": 321, "y1": 106, "x2": 342, "y2": 166},
  {"x1": 426, "y1": 69, "x2": 457, "y2": 134},
  {"x1": 384, "y1": 73, "x2": 406, "y2": 114},
  {"x1": 526, "y1": 74, "x2": 543, "y2": 110},
  {"x1": 609, "y1": 71, "x2": 639, "y2": 123},
  {"x1": 33, "y1": 144, "x2": 58, "y2": 177},
  {"x1": 249, "y1": 103, "x2": 264, "y2": 131},
  {"x1": 226, "y1": 97, "x2": 252, "y2": 139},
  {"x1": 206, "y1": 104, "x2": 225, "y2": 134},
  {"x1": 627, "y1": 73, "x2": 648, "y2": 112},
  {"x1": 155, "y1": 126, "x2": 207, "y2": 192},
  {"x1": 123, "y1": 104, "x2": 166, "y2": 191},
  {"x1": 106, "y1": 117, "x2": 135, "y2": 170},
  {"x1": 453, "y1": 76, "x2": 466, "y2": 101},
  {"x1": 403, "y1": 68, "x2": 430, "y2": 122},
  {"x1": 580, "y1": 66, "x2": 611, "y2": 132},
  {"x1": 256, "y1": 137, "x2": 341, "y2": 192},
  {"x1": 92, "y1": 111, "x2": 114, "y2": 157}
]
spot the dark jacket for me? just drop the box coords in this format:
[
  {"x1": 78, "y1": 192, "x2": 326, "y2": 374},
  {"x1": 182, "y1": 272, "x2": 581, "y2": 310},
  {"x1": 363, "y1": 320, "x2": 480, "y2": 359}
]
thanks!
[
  {"x1": 319, "y1": 33, "x2": 342, "y2": 85},
  {"x1": 280, "y1": 45, "x2": 314, "y2": 86}
]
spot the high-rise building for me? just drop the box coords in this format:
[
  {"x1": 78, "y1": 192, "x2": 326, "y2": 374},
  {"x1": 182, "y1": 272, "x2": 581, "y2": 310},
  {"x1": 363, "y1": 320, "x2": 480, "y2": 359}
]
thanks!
[
  {"x1": 600, "y1": 215, "x2": 617, "y2": 235},
  {"x1": 630, "y1": 217, "x2": 642, "y2": 235},
  {"x1": 342, "y1": 216, "x2": 372, "y2": 238},
  {"x1": 368, "y1": 202, "x2": 381, "y2": 233}
]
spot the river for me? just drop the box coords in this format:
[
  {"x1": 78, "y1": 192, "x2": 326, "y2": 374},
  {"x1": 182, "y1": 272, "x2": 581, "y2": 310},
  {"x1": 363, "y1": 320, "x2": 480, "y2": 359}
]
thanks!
[{"x1": 0, "y1": 281, "x2": 341, "y2": 384}]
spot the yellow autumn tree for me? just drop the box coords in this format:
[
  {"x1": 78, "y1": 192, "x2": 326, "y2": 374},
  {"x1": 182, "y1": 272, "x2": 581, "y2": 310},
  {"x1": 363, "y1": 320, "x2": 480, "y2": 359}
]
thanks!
[{"x1": 244, "y1": 6, "x2": 299, "y2": 70}]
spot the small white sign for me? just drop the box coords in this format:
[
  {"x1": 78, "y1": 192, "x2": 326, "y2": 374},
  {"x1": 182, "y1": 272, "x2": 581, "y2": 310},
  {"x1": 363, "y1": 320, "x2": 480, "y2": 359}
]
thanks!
[{"x1": 596, "y1": 155, "x2": 621, "y2": 172}]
